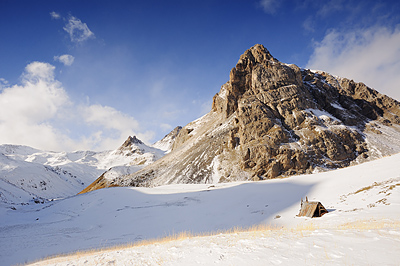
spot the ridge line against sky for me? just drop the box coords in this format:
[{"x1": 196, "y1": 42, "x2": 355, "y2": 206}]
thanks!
[{"x1": 0, "y1": 0, "x2": 399, "y2": 152}]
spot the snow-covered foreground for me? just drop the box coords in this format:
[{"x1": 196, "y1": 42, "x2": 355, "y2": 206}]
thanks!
[
  {"x1": 1, "y1": 153, "x2": 400, "y2": 265},
  {"x1": 30, "y1": 222, "x2": 400, "y2": 266}
]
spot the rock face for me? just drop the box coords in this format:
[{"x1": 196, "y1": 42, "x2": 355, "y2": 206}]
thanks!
[
  {"x1": 116, "y1": 136, "x2": 144, "y2": 155},
  {"x1": 82, "y1": 44, "x2": 400, "y2": 191}
]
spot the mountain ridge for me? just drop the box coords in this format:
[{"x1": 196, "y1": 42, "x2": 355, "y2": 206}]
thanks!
[
  {"x1": 82, "y1": 44, "x2": 400, "y2": 190},
  {"x1": 0, "y1": 135, "x2": 167, "y2": 205}
]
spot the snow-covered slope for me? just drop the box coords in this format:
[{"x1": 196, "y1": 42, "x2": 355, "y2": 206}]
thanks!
[
  {"x1": 0, "y1": 145, "x2": 103, "y2": 205},
  {"x1": 0, "y1": 138, "x2": 166, "y2": 205},
  {"x1": 152, "y1": 126, "x2": 182, "y2": 153},
  {"x1": 1, "y1": 152, "x2": 399, "y2": 266}
]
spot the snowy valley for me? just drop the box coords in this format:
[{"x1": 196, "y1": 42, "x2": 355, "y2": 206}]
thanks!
[
  {"x1": 3, "y1": 0, "x2": 400, "y2": 264},
  {"x1": 0, "y1": 151, "x2": 399, "y2": 265},
  {"x1": 1, "y1": 44, "x2": 400, "y2": 266}
]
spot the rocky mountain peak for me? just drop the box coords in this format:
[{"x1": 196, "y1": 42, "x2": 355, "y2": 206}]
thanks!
[
  {"x1": 235, "y1": 44, "x2": 276, "y2": 71},
  {"x1": 81, "y1": 44, "x2": 400, "y2": 192},
  {"x1": 120, "y1": 136, "x2": 143, "y2": 148},
  {"x1": 165, "y1": 126, "x2": 182, "y2": 139},
  {"x1": 212, "y1": 44, "x2": 303, "y2": 118},
  {"x1": 114, "y1": 136, "x2": 146, "y2": 157}
]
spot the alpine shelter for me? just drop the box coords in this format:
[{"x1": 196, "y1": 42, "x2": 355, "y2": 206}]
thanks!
[{"x1": 298, "y1": 197, "x2": 328, "y2": 218}]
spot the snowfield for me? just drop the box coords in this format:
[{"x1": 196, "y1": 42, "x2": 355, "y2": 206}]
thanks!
[
  {"x1": 28, "y1": 223, "x2": 400, "y2": 266},
  {"x1": 0, "y1": 153, "x2": 399, "y2": 265}
]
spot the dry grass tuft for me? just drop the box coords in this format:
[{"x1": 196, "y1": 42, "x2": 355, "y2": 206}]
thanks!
[
  {"x1": 338, "y1": 219, "x2": 400, "y2": 230},
  {"x1": 352, "y1": 178, "x2": 400, "y2": 195}
]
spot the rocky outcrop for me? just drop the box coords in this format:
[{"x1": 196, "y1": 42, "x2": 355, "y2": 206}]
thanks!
[
  {"x1": 81, "y1": 44, "x2": 400, "y2": 191},
  {"x1": 115, "y1": 136, "x2": 144, "y2": 156},
  {"x1": 205, "y1": 44, "x2": 400, "y2": 180},
  {"x1": 78, "y1": 135, "x2": 167, "y2": 194}
]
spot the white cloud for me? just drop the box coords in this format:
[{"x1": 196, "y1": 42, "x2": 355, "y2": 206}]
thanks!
[
  {"x1": 259, "y1": 0, "x2": 281, "y2": 14},
  {"x1": 23, "y1": 61, "x2": 56, "y2": 83},
  {"x1": 307, "y1": 26, "x2": 400, "y2": 101},
  {"x1": 83, "y1": 104, "x2": 139, "y2": 132},
  {"x1": 0, "y1": 62, "x2": 70, "y2": 150},
  {"x1": 1, "y1": 62, "x2": 68, "y2": 123},
  {"x1": 50, "y1": 11, "x2": 61, "y2": 19},
  {"x1": 54, "y1": 54, "x2": 75, "y2": 66},
  {"x1": 0, "y1": 62, "x2": 153, "y2": 151},
  {"x1": 81, "y1": 104, "x2": 155, "y2": 150},
  {"x1": 63, "y1": 16, "x2": 95, "y2": 43}
]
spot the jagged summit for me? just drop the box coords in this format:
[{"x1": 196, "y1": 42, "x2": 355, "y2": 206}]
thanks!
[
  {"x1": 114, "y1": 136, "x2": 146, "y2": 157},
  {"x1": 120, "y1": 136, "x2": 144, "y2": 147},
  {"x1": 81, "y1": 44, "x2": 400, "y2": 191},
  {"x1": 111, "y1": 135, "x2": 165, "y2": 164},
  {"x1": 212, "y1": 44, "x2": 282, "y2": 117}
]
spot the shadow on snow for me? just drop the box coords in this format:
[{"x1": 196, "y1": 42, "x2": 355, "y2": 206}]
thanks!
[{"x1": 0, "y1": 181, "x2": 313, "y2": 266}]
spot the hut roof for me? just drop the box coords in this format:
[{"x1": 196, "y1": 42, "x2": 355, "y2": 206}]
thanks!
[{"x1": 298, "y1": 198, "x2": 328, "y2": 218}]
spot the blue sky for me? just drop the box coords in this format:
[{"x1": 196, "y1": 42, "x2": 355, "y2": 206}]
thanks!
[{"x1": 1, "y1": 0, "x2": 400, "y2": 151}]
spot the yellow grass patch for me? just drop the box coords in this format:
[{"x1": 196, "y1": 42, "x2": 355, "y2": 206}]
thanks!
[
  {"x1": 352, "y1": 177, "x2": 400, "y2": 195},
  {"x1": 338, "y1": 219, "x2": 400, "y2": 230}
]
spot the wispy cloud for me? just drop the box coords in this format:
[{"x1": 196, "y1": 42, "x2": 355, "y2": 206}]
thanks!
[
  {"x1": 50, "y1": 11, "x2": 61, "y2": 19},
  {"x1": 200, "y1": 99, "x2": 212, "y2": 116},
  {"x1": 81, "y1": 104, "x2": 154, "y2": 150},
  {"x1": 259, "y1": 0, "x2": 281, "y2": 14},
  {"x1": 83, "y1": 104, "x2": 138, "y2": 133},
  {"x1": 0, "y1": 62, "x2": 153, "y2": 151},
  {"x1": 307, "y1": 26, "x2": 400, "y2": 101},
  {"x1": 316, "y1": 0, "x2": 345, "y2": 17},
  {"x1": 0, "y1": 78, "x2": 8, "y2": 89},
  {"x1": 160, "y1": 123, "x2": 173, "y2": 132},
  {"x1": 302, "y1": 16, "x2": 315, "y2": 33},
  {"x1": 63, "y1": 16, "x2": 95, "y2": 43},
  {"x1": 54, "y1": 54, "x2": 75, "y2": 66}
]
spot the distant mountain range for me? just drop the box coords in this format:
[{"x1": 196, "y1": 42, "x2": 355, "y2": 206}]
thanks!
[{"x1": 0, "y1": 133, "x2": 176, "y2": 205}]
